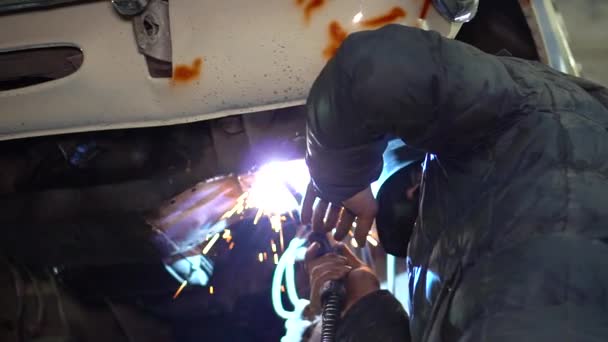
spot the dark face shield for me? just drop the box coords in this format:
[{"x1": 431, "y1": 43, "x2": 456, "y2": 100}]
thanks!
[{"x1": 376, "y1": 161, "x2": 422, "y2": 258}]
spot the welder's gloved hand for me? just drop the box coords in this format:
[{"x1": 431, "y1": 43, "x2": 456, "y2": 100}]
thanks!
[
  {"x1": 301, "y1": 183, "x2": 378, "y2": 247},
  {"x1": 304, "y1": 242, "x2": 379, "y2": 315}
]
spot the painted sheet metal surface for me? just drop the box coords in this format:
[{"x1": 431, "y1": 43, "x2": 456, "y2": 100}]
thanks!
[{"x1": 0, "y1": 0, "x2": 458, "y2": 140}]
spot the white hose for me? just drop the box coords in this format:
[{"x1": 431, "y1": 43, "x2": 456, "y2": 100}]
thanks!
[
  {"x1": 272, "y1": 237, "x2": 309, "y2": 319},
  {"x1": 285, "y1": 246, "x2": 302, "y2": 305},
  {"x1": 386, "y1": 254, "x2": 396, "y2": 294}
]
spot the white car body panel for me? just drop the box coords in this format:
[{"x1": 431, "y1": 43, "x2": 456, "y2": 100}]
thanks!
[{"x1": 0, "y1": 0, "x2": 459, "y2": 141}]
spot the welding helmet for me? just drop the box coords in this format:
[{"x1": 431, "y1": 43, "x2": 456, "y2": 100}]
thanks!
[{"x1": 375, "y1": 143, "x2": 424, "y2": 258}]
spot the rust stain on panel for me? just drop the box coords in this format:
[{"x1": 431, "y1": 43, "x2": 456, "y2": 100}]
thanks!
[
  {"x1": 360, "y1": 6, "x2": 407, "y2": 28},
  {"x1": 420, "y1": 0, "x2": 432, "y2": 19},
  {"x1": 172, "y1": 57, "x2": 203, "y2": 84},
  {"x1": 297, "y1": 0, "x2": 326, "y2": 23},
  {"x1": 323, "y1": 21, "x2": 349, "y2": 60}
]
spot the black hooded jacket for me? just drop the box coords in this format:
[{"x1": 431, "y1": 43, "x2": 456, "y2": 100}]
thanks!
[{"x1": 306, "y1": 25, "x2": 608, "y2": 341}]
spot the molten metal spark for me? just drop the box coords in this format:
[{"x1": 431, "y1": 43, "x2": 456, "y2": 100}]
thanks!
[
  {"x1": 221, "y1": 192, "x2": 249, "y2": 220},
  {"x1": 253, "y1": 208, "x2": 265, "y2": 225},
  {"x1": 223, "y1": 229, "x2": 232, "y2": 243},
  {"x1": 213, "y1": 160, "x2": 309, "y2": 271},
  {"x1": 209, "y1": 286, "x2": 214, "y2": 295},
  {"x1": 270, "y1": 215, "x2": 282, "y2": 233},
  {"x1": 222, "y1": 161, "x2": 310, "y2": 224},
  {"x1": 173, "y1": 280, "x2": 188, "y2": 299},
  {"x1": 202, "y1": 233, "x2": 220, "y2": 255},
  {"x1": 229, "y1": 242, "x2": 235, "y2": 250},
  {"x1": 279, "y1": 226, "x2": 285, "y2": 252},
  {"x1": 366, "y1": 235, "x2": 379, "y2": 247}
]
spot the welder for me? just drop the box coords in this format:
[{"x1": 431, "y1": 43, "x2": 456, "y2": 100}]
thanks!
[{"x1": 301, "y1": 24, "x2": 608, "y2": 341}]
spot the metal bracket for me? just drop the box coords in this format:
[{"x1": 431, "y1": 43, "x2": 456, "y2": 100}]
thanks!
[
  {"x1": 132, "y1": 0, "x2": 171, "y2": 62},
  {"x1": 112, "y1": 0, "x2": 149, "y2": 17},
  {"x1": 432, "y1": 0, "x2": 479, "y2": 23}
]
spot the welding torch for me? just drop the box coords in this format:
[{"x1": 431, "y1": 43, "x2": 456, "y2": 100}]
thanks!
[{"x1": 308, "y1": 231, "x2": 346, "y2": 342}]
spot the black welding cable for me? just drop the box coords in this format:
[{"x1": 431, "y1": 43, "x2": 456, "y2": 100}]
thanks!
[
  {"x1": 308, "y1": 232, "x2": 346, "y2": 342},
  {"x1": 321, "y1": 289, "x2": 344, "y2": 342}
]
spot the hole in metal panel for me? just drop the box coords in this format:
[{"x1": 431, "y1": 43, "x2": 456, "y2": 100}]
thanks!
[{"x1": 0, "y1": 45, "x2": 83, "y2": 91}]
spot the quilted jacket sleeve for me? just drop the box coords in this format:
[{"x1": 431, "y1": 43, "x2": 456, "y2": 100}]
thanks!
[{"x1": 306, "y1": 24, "x2": 528, "y2": 203}]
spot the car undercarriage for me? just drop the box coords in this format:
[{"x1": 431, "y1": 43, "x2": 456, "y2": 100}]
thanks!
[{"x1": 0, "y1": 1, "x2": 581, "y2": 341}]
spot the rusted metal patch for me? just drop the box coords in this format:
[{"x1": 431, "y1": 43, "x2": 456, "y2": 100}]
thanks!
[
  {"x1": 322, "y1": 6, "x2": 408, "y2": 60},
  {"x1": 296, "y1": 0, "x2": 326, "y2": 23},
  {"x1": 420, "y1": 0, "x2": 432, "y2": 20},
  {"x1": 360, "y1": 6, "x2": 407, "y2": 28},
  {"x1": 172, "y1": 57, "x2": 203, "y2": 84},
  {"x1": 146, "y1": 176, "x2": 243, "y2": 256},
  {"x1": 323, "y1": 21, "x2": 349, "y2": 60}
]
